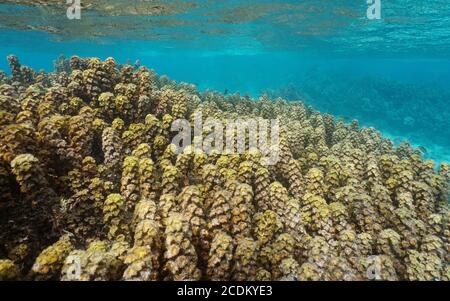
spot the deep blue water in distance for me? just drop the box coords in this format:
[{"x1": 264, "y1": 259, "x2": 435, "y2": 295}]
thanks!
[
  {"x1": 2, "y1": 30, "x2": 450, "y2": 92},
  {"x1": 0, "y1": 1, "x2": 450, "y2": 164}
]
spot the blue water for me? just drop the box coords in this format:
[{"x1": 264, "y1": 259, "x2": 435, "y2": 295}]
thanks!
[{"x1": 0, "y1": 1, "x2": 449, "y2": 163}]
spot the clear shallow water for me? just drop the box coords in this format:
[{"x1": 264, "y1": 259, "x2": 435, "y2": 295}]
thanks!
[{"x1": 0, "y1": 0, "x2": 449, "y2": 163}]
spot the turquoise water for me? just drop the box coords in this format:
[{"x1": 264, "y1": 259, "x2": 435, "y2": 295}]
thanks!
[{"x1": 1, "y1": 0, "x2": 449, "y2": 163}]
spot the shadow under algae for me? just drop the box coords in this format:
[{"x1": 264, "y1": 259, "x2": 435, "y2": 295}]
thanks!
[{"x1": 0, "y1": 55, "x2": 448, "y2": 281}]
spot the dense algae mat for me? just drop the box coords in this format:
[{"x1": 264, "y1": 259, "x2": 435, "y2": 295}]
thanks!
[{"x1": 0, "y1": 56, "x2": 449, "y2": 281}]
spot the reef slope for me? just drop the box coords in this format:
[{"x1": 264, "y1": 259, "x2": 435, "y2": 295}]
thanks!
[{"x1": 0, "y1": 56, "x2": 448, "y2": 281}]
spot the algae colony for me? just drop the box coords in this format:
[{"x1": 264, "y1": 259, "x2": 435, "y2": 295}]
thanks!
[{"x1": 0, "y1": 1, "x2": 449, "y2": 281}]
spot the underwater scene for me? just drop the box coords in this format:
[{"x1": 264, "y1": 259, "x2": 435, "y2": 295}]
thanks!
[{"x1": 0, "y1": 0, "x2": 449, "y2": 281}]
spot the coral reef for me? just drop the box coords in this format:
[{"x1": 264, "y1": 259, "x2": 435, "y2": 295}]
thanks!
[{"x1": 0, "y1": 55, "x2": 448, "y2": 281}]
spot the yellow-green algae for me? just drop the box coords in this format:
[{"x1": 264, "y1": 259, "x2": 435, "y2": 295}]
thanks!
[{"x1": 0, "y1": 55, "x2": 448, "y2": 281}]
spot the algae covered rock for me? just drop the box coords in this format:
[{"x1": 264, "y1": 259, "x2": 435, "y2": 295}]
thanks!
[{"x1": 0, "y1": 55, "x2": 448, "y2": 281}]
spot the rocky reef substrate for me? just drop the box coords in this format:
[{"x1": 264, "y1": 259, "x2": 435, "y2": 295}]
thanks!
[{"x1": 0, "y1": 56, "x2": 448, "y2": 281}]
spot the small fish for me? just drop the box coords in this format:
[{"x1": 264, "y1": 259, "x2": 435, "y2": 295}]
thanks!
[
  {"x1": 393, "y1": 138, "x2": 402, "y2": 145},
  {"x1": 417, "y1": 146, "x2": 428, "y2": 154},
  {"x1": 337, "y1": 116, "x2": 349, "y2": 123},
  {"x1": 133, "y1": 60, "x2": 141, "y2": 69},
  {"x1": 224, "y1": 89, "x2": 228, "y2": 95}
]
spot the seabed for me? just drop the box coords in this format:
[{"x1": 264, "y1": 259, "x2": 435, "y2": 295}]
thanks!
[{"x1": 0, "y1": 55, "x2": 448, "y2": 281}]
